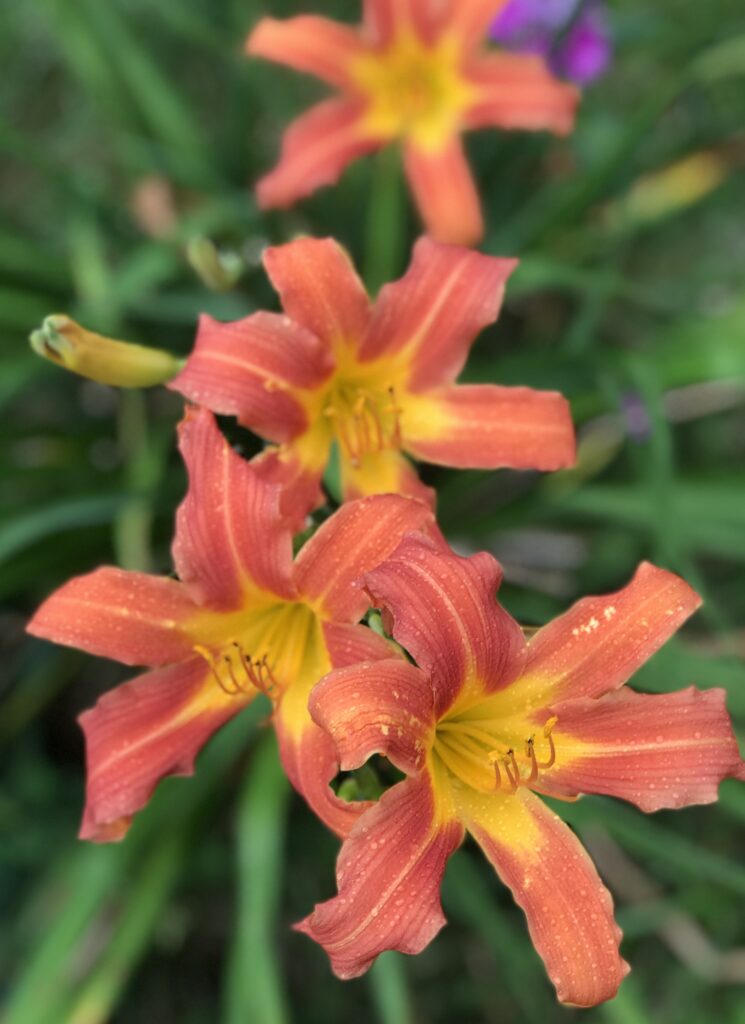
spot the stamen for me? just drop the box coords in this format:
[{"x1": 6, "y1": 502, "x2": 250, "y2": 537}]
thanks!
[
  {"x1": 339, "y1": 413, "x2": 361, "y2": 466},
  {"x1": 193, "y1": 642, "x2": 280, "y2": 699},
  {"x1": 234, "y1": 642, "x2": 282, "y2": 700},
  {"x1": 193, "y1": 644, "x2": 241, "y2": 696},
  {"x1": 503, "y1": 750, "x2": 519, "y2": 793},
  {"x1": 488, "y1": 749, "x2": 506, "y2": 791},
  {"x1": 362, "y1": 392, "x2": 386, "y2": 451},
  {"x1": 224, "y1": 655, "x2": 245, "y2": 694},
  {"x1": 524, "y1": 737, "x2": 539, "y2": 784},
  {"x1": 439, "y1": 713, "x2": 561, "y2": 796},
  {"x1": 324, "y1": 385, "x2": 402, "y2": 465},
  {"x1": 355, "y1": 401, "x2": 373, "y2": 455},
  {"x1": 232, "y1": 642, "x2": 259, "y2": 688},
  {"x1": 386, "y1": 387, "x2": 403, "y2": 446},
  {"x1": 257, "y1": 654, "x2": 281, "y2": 699},
  {"x1": 535, "y1": 716, "x2": 558, "y2": 770},
  {"x1": 486, "y1": 718, "x2": 560, "y2": 794}
]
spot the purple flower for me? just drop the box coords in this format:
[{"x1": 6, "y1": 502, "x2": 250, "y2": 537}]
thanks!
[{"x1": 491, "y1": 0, "x2": 613, "y2": 85}]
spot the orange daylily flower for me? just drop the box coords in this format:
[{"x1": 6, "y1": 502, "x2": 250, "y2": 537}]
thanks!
[
  {"x1": 169, "y1": 236, "x2": 575, "y2": 510},
  {"x1": 27, "y1": 407, "x2": 438, "y2": 841},
  {"x1": 246, "y1": 0, "x2": 579, "y2": 245},
  {"x1": 300, "y1": 537, "x2": 745, "y2": 1004}
]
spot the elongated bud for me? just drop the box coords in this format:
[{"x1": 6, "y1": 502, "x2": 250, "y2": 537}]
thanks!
[
  {"x1": 29, "y1": 315, "x2": 183, "y2": 388},
  {"x1": 186, "y1": 236, "x2": 243, "y2": 292}
]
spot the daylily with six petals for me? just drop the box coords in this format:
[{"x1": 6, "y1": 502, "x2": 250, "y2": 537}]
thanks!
[
  {"x1": 27, "y1": 407, "x2": 438, "y2": 841},
  {"x1": 247, "y1": 0, "x2": 579, "y2": 245},
  {"x1": 299, "y1": 536, "x2": 744, "y2": 1005},
  {"x1": 169, "y1": 236, "x2": 575, "y2": 509}
]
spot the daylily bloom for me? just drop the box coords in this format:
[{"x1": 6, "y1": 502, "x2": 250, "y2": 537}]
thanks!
[
  {"x1": 27, "y1": 407, "x2": 438, "y2": 842},
  {"x1": 491, "y1": 0, "x2": 613, "y2": 86},
  {"x1": 246, "y1": 0, "x2": 580, "y2": 245},
  {"x1": 300, "y1": 537, "x2": 744, "y2": 1004},
  {"x1": 169, "y1": 236, "x2": 575, "y2": 509}
]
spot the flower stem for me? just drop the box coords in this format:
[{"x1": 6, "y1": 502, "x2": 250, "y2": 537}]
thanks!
[
  {"x1": 365, "y1": 146, "x2": 405, "y2": 296},
  {"x1": 369, "y1": 952, "x2": 414, "y2": 1024},
  {"x1": 224, "y1": 732, "x2": 290, "y2": 1024}
]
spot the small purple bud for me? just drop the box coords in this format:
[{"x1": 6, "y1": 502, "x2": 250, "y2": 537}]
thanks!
[
  {"x1": 490, "y1": 0, "x2": 613, "y2": 85},
  {"x1": 554, "y1": 8, "x2": 613, "y2": 84}
]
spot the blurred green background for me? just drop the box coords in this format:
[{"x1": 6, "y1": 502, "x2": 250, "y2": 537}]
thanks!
[{"x1": 2, "y1": 0, "x2": 745, "y2": 1021}]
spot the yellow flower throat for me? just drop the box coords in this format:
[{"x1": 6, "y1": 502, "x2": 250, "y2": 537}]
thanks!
[
  {"x1": 322, "y1": 379, "x2": 403, "y2": 467},
  {"x1": 433, "y1": 711, "x2": 559, "y2": 797},
  {"x1": 351, "y1": 32, "x2": 474, "y2": 150},
  {"x1": 193, "y1": 601, "x2": 328, "y2": 712}
]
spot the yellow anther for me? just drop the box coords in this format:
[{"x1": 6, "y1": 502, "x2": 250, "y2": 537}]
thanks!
[
  {"x1": 193, "y1": 642, "x2": 278, "y2": 699},
  {"x1": 323, "y1": 383, "x2": 402, "y2": 465}
]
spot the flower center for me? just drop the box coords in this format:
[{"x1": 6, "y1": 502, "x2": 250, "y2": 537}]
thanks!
[
  {"x1": 193, "y1": 601, "x2": 325, "y2": 704},
  {"x1": 323, "y1": 380, "x2": 402, "y2": 467},
  {"x1": 433, "y1": 715, "x2": 559, "y2": 796},
  {"x1": 351, "y1": 33, "x2": 473, "y2": 149},
  {"x1": 194, "y1": 641, "x2": 281, "y2": 698}
]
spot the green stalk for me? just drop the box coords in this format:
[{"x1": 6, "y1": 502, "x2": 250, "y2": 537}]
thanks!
[
  {"x1": 5, "y1": 706, "x2": 264, "y2": 1024},
  {"x1": 364, "y1": 147, "x2": 405, "y2": 296},
  {"x1": 64, "y1": 835, "x2": 186, "y2": 1024},
  {"x1": 224, "y1": 732, "x2": 291, "y2": 1024},
  {"x1": 369, "y1": 952, "x2": 413, "y2": 1024}
]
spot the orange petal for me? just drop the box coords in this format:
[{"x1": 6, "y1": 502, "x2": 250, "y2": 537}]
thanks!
[
  {"x1": 27, "y1": 567, "x2": 197, "y2": 667},
  {"x1": 296, "y1": 775, "x2": 464, "y2": 978},
  {"x1": 174, "y1": 408, "x2": 296, "y2": 609},
  {"x1": 247, "y1": 16, "x2": 367, "y2": 90},
  {"x1": 310, "y1": 658, "x2": 435, "y2": 775},
  {"x1": 465, "y1": 53, "x2": 580, "y2": 135},
  {"x1": 404, "y1": 138, "x2": 483, "y2": 246},
  {"x1": 540, "y1": 687, "x2": 745, "y2": 812},
  {"x1": 520, "y1": 562, "x2": 702, "y2": 705},
  {"x1": 263, "y1": 237, "x2": 370, "y2": 351},
  {"x1": 364, "y1": 536, "x2": 526, "y2": 716},
  {"x1": 446, "y1": 0, "x2": 511, "y2": 49},
  {"x1": 463, "y1": 789, "x2": 628, "y2": 1006},
  {"x1": 322, "y1": 620, "x2": 399, "y2": 669},
  {"x1": 294, "y1": 493, "x2": 439, "y2": 622},
  {"x1": 274, "y1": 712, "x2": 369, "y2": 840},
  {"x1": 256, "y1": 98, "x2": 382, "y2": 210},
  {"x1": 339, "y1": 448, "x2": 435, "y2": 505},
  {"x1": 402, "y1": 384, "x2": 576, "y2": 471},
  {"x1": 169, "y1": 312, "x2": 334, "y2": 442},
  {"x1": 359, "y1": 236, "x2": 516, "y2": 389},
  {"x1": 251, "y1": 446, "x2": 325, "y2": 531},
  {"x1": 362, "y1": 0, "x2": 442, "y2": 46},
  {"x1": 79, "y1": 658, "x2": 245, "y2": 842},
  {"x1": 273, "y1": 621, "x2": 396, "y2": 838}
]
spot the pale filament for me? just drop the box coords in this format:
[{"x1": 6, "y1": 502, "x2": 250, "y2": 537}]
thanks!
[
  {"x1": 323, "y1": 386, "x2": 402, "y2": 467},
  {"x1": 194, "y1": 641, "x2": 281, "y2": 699},
  {"x1": 488, "y1": 716, "x2": 558, "y2": 794}
]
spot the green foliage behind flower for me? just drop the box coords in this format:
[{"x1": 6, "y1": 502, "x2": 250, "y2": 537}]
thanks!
[{"x1": 2, "y1": 1, "x2": 745, "y2": 1022}]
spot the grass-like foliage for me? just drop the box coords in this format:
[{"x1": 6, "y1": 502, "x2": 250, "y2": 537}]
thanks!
[{"x1": 1, "y1": 1, "x2": 744, "y2": 1021}]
